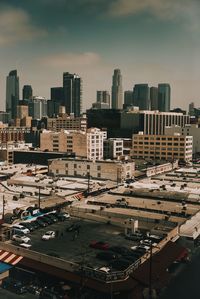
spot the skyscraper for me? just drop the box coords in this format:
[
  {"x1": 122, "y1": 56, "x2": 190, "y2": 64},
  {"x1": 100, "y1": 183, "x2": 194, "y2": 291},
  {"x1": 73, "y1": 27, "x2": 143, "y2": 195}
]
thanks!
[
  {"x1": 133, "y1": 84, "x2": 150, "y2": 110},
  {"x1": 6, "y1": 70, "x2": 19, "y2": 120},
  {"x1": 158, "y1": 83, "x2": 171, "y2": 112},
  {"x1": 124, "y1": 90, "x2": 134, "y2": 107},
  {"x1": 97, "y1": 91, "x2": 110, "y2": 106},
  {"x1": 111, "y1": 69, "x2": 123, "y2": 109},
  {"x1": 63, "y1": 72, "x2": 82, "y2": 117},
  {"x1": 150, "y1": 87, "x2": 158, "y2": 110},
  {"x1": 51, "y1": 87, "x2": 64, "y2": 104},
  {"x1": 23, "y1": 85, "x2": 33, "y2": 100}
]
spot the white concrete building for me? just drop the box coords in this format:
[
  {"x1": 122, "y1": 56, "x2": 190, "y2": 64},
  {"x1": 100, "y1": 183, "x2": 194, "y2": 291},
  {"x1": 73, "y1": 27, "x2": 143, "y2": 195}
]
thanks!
[
  {"x1": 40, "y1": 128, "x2": 106, "y2": 161},
  {"x1": 103, "y1": 138, "x2": 123, "y2": 159},
  {"x1": 87, "y1": 128, "x2": 106, "y2": 161}
]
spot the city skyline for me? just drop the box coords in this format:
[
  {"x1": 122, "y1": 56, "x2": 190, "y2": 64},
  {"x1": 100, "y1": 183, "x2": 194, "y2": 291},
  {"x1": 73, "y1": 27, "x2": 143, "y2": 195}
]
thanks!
[{"x1": 0, "y1": 0, "x2": 200, "y2": 111}]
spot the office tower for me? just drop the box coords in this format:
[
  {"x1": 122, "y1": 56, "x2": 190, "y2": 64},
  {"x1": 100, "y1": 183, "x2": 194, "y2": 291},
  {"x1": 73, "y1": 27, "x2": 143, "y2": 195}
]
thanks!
[
  {"x1": 63, "y1": 72, "x2": 82, "y2": 117},
  {"x1": 158, "y1": 83, "x2": 171, "y2": 112},
  {"x1": 51, "y1": 87, "x2": 64, "y2": 104},
  {"x1": 47, "y1": 100, "x2": 60, "y2": 117},
  {"x1": 124, "y1": 91, "x2": 134, "y2": 107},
  {"x1": 133, "y1": 84, "x2": 150, "y2": 110},
  {"x1": 6, "y1": 70, "x2": 19, "y2": 120},
  {"x1": 28, "y1": 96, "x2": 48, "y2": 120},
  {"x1": 189, "y1": 102, "x2": 195, "y2": 115},
  {"x1": 111, "y1": 69, "x2": 123, "y2": 109},
  {"x1": 23, "y1": 85, "x2": 33, "y2": 100},
  {"x1": 150, "y1": 87, "x2": 158, "y2": 110},
  {"x1": 97, "y1": 91, "x2": 110, "y2": 105}
]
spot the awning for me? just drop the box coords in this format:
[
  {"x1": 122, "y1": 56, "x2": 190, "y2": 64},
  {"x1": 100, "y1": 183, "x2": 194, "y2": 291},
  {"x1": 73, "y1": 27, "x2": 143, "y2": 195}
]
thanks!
[{"x1": 0, "y1": 250, "x2": 23, "y2": 265}]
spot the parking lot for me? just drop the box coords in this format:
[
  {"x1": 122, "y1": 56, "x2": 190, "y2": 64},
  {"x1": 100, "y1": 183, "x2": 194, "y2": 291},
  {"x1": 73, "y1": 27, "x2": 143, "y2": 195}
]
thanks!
[{"x1": 9, "y1": 216, "x2": 148, "y2": 271}]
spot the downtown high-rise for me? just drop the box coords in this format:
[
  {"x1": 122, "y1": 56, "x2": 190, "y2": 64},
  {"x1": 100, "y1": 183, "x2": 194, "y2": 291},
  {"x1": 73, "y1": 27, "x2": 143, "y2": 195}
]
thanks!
[
  {"x1": 133, "y1": 84, "x2": 150, "y2": 110},
  {"x1": 111, "y1": 69, "x2": 123, "y2": 109},
  {"x1": 6, "y1": 70, "x2": 19, "y2": 120},
  {"x1": 158, "y1": 83, "x2": 171, "y2": 112},
  {"x1": 63, "y1": 72, "x2": 82, "y2": 117}
]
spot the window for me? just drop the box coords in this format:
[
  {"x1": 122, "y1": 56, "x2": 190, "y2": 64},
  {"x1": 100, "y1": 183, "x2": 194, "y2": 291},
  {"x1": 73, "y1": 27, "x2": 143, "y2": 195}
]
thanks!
[
  {"x1": 97, "y1": 165, "x2": 101, "y2": 171},
  {"x1": 87, "y1": 165, "x2": 90, "y2": 169},
  {"x1": 74, "y1": 164, "x2": 77, "y2": 168}
]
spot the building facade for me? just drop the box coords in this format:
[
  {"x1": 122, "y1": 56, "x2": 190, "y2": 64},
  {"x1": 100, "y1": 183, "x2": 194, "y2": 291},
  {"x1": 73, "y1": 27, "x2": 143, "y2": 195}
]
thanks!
[
  {"x1": 165, "y1": 124, "x2": 200, "y2": 155},
  {"x1": 6, "y1": 70, "x2": 19, "y2": 120},
  {"x1": 40, "y1": 128, "x2": 105, "y2": 161},
  {"x1": 158, "y1": 83, "x2": 171, "y2": 112},
  {"x1": 63, "y1": 72, "x2": 82, "y2": 117},
  {"x1": 97, "y1": 91, "x2": 110, "y2": 106},
  {"x1": 28, "y1": 97, "x2": 48, "y2": 120},
  {"x1": 22, "y1": 85, "x2": 33, "y2": 100},
  {"x1": 133, "y1": 84, "x2": 150, "y2": 110},
  {"x1": 150, "y1": 87, "x2": 158, "y2": 110},
  {"x1": 47, "y1": 114, "x2": 87, "y2": 132},
  {"x1": 132, "y1": 133, "x2": 193, "y2": 161},
  {"x1": 111, "y1": 69, "x2": 123, "y2": 109},
  {"x1": 48, "y1": 158, "x2": 135, "y2": 182},
  {"x1": 103, "y1": 138, "x2": 123, "y2": 159}
]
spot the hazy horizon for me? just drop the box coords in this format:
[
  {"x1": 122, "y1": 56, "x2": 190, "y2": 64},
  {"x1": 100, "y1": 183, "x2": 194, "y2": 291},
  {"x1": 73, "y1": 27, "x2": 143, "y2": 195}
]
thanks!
[{"x1": 0, "y1": 0, "x2": 200, "y2": 112}]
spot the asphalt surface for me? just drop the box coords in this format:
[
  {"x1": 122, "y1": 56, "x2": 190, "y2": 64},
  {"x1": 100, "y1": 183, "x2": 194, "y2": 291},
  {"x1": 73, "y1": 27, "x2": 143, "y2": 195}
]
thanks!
[
  {"x1": 0, "y1": 288, "x2": 37, "y2": 299},
  {"x1": 12, "y1": 217, "x2": 140, "y2": 269}
]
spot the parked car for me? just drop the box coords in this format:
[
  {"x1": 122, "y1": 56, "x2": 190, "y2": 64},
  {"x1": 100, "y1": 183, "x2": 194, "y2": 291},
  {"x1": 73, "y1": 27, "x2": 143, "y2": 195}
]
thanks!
[
  {"x1": 12, "y1": 224, "x2": 30, "y2": 234},
  {"x1": 35, "y1": 219, "x2": 48, "y2": 227},
  {"x1": 30, "y1": 220, "x2": 41, "y2": 229},
  {"x1": 12, "y1": 234, "x2": 31, "y2": 244},
  {"x1": 46, "y1": 213, "x2": 58, "y2": 222},
  {"x1": 38, "y1": 216, "x2": 52, "y2": 225},
  {"x1": 19, "y1": 243, "x2": 32, "y2": 249},
  {"x1": 19, "y1": 222, "x2": 35, "y2": 232},
  {"x1": 2, "y1": 278, "x2": 27, "y2": 294},
  {"x1": 89, "y1": 241, "x2": 109, "y2": 250},
  {"x1": 55, "y1": 212, "x2": 70, "y2": 221},
  {"x1": 42, "y1": 231, "x2": 56, "y2": 240}
]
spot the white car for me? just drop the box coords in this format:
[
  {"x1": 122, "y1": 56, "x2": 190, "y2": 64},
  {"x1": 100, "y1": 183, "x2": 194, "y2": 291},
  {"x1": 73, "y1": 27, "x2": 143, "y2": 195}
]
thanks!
[
  {"x1": 42, "y1": 231, "x2": 56, "y2": 240},
  {"x1": 12, "y1": 234, "x2": 31, "y2": 244},
  {"x1": 12, "y1": 224, "x2": 30, "y2": 234},
  {"x1": 19, "y1": 243, "x2": 32, "y2": 249}
]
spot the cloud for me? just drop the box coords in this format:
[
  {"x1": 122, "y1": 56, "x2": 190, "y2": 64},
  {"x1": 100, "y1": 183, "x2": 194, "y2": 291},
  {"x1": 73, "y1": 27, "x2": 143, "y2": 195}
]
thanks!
[
  {"x1": 108, "y1": 0, "x2": 198, "y2": 20},
  {"x1": 40, "y1": 52, "x2": 102, "y2": 68},
  {"x1": 0, "y1": 7, "x2": 46, "y2": 46}
]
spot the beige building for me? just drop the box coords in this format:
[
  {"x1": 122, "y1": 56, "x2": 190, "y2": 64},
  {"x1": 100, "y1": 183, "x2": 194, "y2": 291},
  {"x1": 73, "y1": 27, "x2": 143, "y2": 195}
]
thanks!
[
  {"x1": 40, "y1": 128, "x2": 105, "y2": 161},
  {"x1": 40, "y1": 130, "x2": 87, "y2": 157},
  {"x1": 131, "y1": 133, "x2": 193, "y2": 161},
  {"x1": 48, "y1": 157, "x2": 135, "y2": 182},
  {"x1": 47, "y1": 114, "x2": 87, "y2": 132}
]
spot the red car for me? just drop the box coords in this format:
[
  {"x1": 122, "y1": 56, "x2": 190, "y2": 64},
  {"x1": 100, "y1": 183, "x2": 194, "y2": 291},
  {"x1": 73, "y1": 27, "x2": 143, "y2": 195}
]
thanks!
[{"x1": 89, "y1": 241, "x2": 109, "y2": 250}]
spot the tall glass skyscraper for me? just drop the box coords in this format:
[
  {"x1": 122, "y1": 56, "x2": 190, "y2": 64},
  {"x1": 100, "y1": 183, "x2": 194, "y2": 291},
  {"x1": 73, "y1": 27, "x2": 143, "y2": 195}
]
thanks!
[
  {"x1": 63, "y1": 72, "x2": 82, "y2": 117},
  {"x1": 6, "y1": 70, "x2": 19, "y2": 120},
  {"x1": 22, "y1": 85, "x2": 33, "y2": 100},
  {"x1": 133, "y1": 84, "x2": 150, "y2": 110},
  {"x1": 158, "y1": 83, "x2": 171, "y2": 112},
  {"x1": 111, "y1": 69, "x2": 123, "y2": 109}
]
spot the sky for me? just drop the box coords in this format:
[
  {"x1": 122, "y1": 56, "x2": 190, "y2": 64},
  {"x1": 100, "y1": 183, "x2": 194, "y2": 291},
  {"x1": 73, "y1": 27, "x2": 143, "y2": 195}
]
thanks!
[{"x1": 0, "y1": 0, "x2": 200, "y2": 111}]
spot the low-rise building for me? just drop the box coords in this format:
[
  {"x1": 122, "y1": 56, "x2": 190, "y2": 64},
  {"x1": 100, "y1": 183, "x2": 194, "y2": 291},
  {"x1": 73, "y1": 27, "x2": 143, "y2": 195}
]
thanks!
[
  {"x1": 103, "y1": 138, "x2": 123, "y2": 159},
  {"x1": 165, "y1": 124, "x2": 200, "y2": 155},
  {"x1": 40, "y1": 128, "x2": 106, "y2": 161},
  {"x1": 47, "y1": 114, "x2": 87, "y2": 132},
  {"x1": 48, "y1": 157, "x2": 135, "y2": 182},
  {"x1": 131, "y1": 133, "x2": 193, "y2": 161}
]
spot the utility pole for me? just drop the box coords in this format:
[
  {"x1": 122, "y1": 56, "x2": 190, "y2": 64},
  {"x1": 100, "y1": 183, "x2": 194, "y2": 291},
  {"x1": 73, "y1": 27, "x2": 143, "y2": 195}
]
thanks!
[
  {"x1": 87, "y1": 173, "x2": 90, "y2": 195},
  {"x1": 38, "y1": 186, "x2": 41, "y2": 209},
  {"x1": 2, "y1": 194, "x2": 5, "y2": 220},
  {"x1": 149, "y1": 241, "x2": 153, "y2": 299}
]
